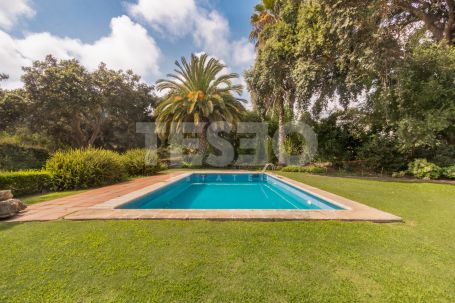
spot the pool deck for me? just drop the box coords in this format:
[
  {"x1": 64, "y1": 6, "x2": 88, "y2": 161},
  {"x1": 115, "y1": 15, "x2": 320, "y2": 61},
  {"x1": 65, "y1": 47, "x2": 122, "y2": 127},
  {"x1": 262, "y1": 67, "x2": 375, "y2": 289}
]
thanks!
[{"x1": 5, "y1": 171, "x2": 402, "y2": 223}]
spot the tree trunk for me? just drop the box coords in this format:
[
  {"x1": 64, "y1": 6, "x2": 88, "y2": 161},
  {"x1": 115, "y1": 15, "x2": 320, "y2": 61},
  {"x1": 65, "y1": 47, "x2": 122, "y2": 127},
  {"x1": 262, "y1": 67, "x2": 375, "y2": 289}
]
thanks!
[
  {"x1": 72, "y1": 114, "x2": 86, "y2": 148},
  {"x1": 277, "y1": 102, "x2": 286, "y2": 166},
  {"x1": 199, "y1": 123, "x2": 209, "y2": 157},
  {"x1": 87, "y1": 116, "x2": 103, "y2": 147}
]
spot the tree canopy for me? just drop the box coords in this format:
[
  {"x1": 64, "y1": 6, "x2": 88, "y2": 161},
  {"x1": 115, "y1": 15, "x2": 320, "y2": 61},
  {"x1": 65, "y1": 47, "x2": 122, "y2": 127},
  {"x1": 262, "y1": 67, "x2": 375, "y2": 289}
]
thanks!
[
  {"x1": 20, "y1": 55, "x2": 156, "y2": 149},
  {"x1": 247, "y1": 0, "x2": 455, "y2": 170}
]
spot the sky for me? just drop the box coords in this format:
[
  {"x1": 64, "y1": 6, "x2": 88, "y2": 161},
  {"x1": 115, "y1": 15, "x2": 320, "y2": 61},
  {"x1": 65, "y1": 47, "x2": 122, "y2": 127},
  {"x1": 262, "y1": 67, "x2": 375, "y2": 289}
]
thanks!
[{"x1": 0, "y1": 0, "x2": 257, "y2": 100}]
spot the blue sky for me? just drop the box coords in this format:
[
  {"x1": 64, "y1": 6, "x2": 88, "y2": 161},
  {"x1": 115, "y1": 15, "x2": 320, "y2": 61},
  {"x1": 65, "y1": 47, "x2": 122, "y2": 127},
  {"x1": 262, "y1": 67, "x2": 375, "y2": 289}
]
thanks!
[{"x1": 0, "y1": 0, "x2": 257, "y2": 99}]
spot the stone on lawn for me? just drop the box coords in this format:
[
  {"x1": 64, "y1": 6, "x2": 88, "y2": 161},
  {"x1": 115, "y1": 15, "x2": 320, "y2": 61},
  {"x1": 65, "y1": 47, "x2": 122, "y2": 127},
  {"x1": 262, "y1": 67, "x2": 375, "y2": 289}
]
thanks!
[
  {"x1": 0, "y1": 199, "x2": 27, "y2": 219},
  {"x1": 0, "y1": 190, "x2": 13, "y2": 201}
]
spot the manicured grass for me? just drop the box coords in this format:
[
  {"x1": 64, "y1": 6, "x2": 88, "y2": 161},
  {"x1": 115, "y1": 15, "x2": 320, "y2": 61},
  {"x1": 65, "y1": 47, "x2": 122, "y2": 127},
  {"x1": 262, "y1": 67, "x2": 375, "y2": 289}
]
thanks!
[
  {"x1": 1, "y1": 173, "x2": 455, "y2": 302},
  {"x1": 21, "y1": 190, "x2": 88, "y2": 205}
]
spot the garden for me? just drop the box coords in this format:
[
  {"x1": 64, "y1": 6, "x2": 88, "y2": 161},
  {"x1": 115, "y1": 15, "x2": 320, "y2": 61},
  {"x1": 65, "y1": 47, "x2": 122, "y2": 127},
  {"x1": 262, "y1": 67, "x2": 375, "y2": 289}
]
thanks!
[{"x1": 1, "y1": 0, "x2": 454, "y2": 301}]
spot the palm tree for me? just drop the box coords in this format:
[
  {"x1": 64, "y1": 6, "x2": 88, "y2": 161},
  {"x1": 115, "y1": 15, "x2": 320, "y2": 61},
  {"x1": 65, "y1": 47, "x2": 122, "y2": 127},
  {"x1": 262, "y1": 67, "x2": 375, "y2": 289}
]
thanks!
[
  {"x1": 249, "y1": 0, "x2": 277, "y2": 47},
  {"x1": 155, "y1": 54, "x2": 246, "y2": 156}
]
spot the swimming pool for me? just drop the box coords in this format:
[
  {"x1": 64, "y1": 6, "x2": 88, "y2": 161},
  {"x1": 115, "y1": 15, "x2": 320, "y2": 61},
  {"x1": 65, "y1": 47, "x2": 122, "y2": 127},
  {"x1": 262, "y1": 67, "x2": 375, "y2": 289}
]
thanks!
[{"x1": 118, "y1": 173, "x2": 345, "y2": 210}]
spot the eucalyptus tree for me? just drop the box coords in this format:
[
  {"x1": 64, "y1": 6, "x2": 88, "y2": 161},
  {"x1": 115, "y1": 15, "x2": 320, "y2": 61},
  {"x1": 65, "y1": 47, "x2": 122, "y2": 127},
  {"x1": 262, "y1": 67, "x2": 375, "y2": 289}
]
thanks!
[{"x1": 154, "y1": 54, "x2": 246, "y2": 155}]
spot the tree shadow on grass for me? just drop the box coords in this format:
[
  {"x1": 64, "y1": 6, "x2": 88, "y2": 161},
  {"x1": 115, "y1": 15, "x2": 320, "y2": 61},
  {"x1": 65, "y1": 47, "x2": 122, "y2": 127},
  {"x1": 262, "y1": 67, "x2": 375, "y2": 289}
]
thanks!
[{"x1": 0, "y1": 221, "x2": 20, "y2": 232}]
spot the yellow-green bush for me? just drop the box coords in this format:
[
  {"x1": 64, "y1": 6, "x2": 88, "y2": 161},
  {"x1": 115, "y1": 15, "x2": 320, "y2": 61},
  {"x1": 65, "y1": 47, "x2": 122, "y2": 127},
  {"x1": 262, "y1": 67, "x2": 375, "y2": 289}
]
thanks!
[
  {"x1": 46, "y1": 148, "x2": 126, "y2": 190},
  {"x1": 121, "y1": 149, "x2": 160, "y2": 177}
]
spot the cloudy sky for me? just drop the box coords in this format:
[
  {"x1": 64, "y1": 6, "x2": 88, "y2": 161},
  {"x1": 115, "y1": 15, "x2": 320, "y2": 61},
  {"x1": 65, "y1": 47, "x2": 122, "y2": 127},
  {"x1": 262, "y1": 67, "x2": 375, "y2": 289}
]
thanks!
[{"x1": 0, "y1": 0, "x2": 257, "y2": 99}]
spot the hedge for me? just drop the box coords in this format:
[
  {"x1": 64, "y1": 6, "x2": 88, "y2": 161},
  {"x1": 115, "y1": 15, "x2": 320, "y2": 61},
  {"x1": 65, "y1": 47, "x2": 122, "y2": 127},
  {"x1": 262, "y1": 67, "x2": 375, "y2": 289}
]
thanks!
[
  {"x1": 281, "y1": 165, "x2": 327, "y2": 174},
  {"x1": 0, "y1": 143, "x2": 49, "y2": 171},
  {"x1": 0, "y1": 170, "x2": 51, "y2": 197}
]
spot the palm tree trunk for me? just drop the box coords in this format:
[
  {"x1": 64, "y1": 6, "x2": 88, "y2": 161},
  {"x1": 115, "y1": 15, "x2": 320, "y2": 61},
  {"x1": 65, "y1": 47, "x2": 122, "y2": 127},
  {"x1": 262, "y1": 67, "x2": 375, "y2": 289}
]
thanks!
[{"x1": 199, "y1": 122, "x2": 209, "y2": 159}]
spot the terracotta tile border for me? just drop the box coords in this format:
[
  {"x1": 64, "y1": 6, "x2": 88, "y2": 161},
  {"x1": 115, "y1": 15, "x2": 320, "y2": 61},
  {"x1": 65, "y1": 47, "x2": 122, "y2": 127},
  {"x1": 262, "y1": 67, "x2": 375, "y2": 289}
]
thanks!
[{"x1": 63, "y1": 171, "x2": 402, "y2": 223}]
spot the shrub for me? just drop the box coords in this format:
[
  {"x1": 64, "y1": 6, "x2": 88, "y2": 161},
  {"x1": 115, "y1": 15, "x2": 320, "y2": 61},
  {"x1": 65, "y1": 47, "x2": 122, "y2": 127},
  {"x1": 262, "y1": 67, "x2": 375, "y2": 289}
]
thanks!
[
  {"x1": 281, "y1": 165, "x2": 302, "y2": 172},
  {"x1": 301, "y1": 166, "x2": 327, "y2": 174},
  {"x1": 121, "y1": 149, "x2": 160, "y2": 177},
  {"x1": 408, "y1": 159, "x2": 442, "y2": 180},
  {"x1": 46, "y1": 148, "x2": 126, "y2": 190},
  {"x1": 181, "y1": 161, "x2": 193, "y2": 169},
  {"x1": 392, "y1": 171, "x2": 407, "y2": 178},
  {"x1": 0, "y1": 143, "x2": 49, "y2": 171},
  {"x1": 0, "y1": 170, "x2": 51, "y2": 196},
  {"x1": 442, "y1": 165, "x2": 455, "y2": 179},
  {"x1": 281, "y1": 165, "x2": 327, "y2": 174}
]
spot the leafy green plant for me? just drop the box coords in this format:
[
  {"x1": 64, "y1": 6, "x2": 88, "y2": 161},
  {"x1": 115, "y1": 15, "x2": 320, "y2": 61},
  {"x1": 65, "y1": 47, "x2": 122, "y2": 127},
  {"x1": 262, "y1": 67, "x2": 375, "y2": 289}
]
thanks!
[
  {"x1": 442, "y1": 165, "x2": 455, "y2": 179},
  {"x1": 46, "y1": 148, "x2": 126, "y2": 190},
  {"x1": 408, "y1": 159, "x2": 442, "y2": 180},
  {"x1": 0, "y1": 170, "x2": 51, "y2": 196},
  {"x1": 181, "y1": 161, "x2": 193, "y2": 169},
  {"x1": 281, "y1": 165, "x2": 301, "y2": 172},
  {"x1": 121, "y1": 149, "x2": 160, "y2": 177},
  {"x1": 301, "y1": 166, "x2": 327, "y2": 174}
]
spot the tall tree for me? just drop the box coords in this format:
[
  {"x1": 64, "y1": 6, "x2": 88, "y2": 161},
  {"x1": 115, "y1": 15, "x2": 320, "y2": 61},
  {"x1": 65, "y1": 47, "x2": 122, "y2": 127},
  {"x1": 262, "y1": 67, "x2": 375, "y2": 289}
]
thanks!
[
  {"x1": 247, "y1": 0, "x2": 298, "y2": 164},
  {"x1": 155, "y1": 54, "x2": 246, "y2": 155},
  {"x1": 22, "y1": 55, "x2": 156, "y2": 149}
]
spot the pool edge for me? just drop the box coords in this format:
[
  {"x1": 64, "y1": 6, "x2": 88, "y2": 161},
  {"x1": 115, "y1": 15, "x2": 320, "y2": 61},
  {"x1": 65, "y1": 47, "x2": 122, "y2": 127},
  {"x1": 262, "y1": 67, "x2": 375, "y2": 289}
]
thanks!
[{"x1": 65, "y1": 171, "x2": 402, "y2": 223}]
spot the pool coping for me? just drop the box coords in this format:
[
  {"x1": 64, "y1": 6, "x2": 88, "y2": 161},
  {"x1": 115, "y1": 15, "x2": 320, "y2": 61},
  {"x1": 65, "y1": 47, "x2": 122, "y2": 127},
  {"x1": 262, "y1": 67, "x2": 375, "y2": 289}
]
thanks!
[{"x1": 64, "y1": 171, "x2": 402, "y2": 223}]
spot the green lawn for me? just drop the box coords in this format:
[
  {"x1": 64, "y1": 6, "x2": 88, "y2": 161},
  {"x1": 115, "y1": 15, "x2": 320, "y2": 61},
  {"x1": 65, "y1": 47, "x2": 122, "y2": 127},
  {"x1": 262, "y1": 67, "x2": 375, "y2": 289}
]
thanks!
[{"x1": 1, "y1": 173, "x2": 455, "y2": 302}]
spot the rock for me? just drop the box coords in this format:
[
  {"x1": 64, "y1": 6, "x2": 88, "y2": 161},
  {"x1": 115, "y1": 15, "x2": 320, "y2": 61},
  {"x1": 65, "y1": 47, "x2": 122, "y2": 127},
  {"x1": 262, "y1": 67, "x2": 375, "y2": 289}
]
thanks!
[
  {"x1": 0, "y1": 199, "x2": 27, "y2": 219},
  {"x1": 0, "y1": 190, "x2": 13, "y2": 201}
]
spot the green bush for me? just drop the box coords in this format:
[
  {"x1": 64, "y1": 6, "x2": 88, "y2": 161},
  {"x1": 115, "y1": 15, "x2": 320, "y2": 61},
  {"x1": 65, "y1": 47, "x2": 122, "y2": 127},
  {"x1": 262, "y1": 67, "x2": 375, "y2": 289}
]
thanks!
[
  {"x1": 0, "y1": 143, "x2": 49, "y2": 171},
  {"x1": 281, "y1": 165, "x2": 302, "y2": 172},
  {"x1": 121, "y1": 149, "x2": 160, "y2": 176},
  {"x1": 442, "y1": 165, "x2": 455, "y2": 179},
  {"x1": 392, "y1": 171, "x2": 407, "y2": 178},
  {"x1": 281, "y1": 165, "x2": 327, "y2": 174},
  {"x1": 0, "y1": 170, "x2": 51, "y2": 196},
  {"x1": 46, "y1": 148, "x2": 126, "y2": 190},
  {"x1": 408, "y1": 159, "x2": 442, "y2": 180},
  {"x1": 302, "y1": 166, "x2": 327, "y2": 174},
  {"x1": 181, "y1": 161, "x2": 193, "y2": 169}
]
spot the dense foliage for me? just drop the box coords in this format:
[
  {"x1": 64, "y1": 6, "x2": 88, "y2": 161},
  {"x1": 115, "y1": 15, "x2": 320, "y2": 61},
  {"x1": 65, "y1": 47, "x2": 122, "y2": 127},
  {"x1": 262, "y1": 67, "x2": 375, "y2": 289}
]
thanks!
[
  {"x1": 4, "y1": 56, "x2": 157, "y2": 150},
  {"x1": 0, "y1": 143, "x2": 49, "y2": 171},
  {"x1": 408, "y1": 159, "x2": 443, "y2": 180},
  {"x1": 46, "y1": 148, "x2": 127, "y2": 190},
  {"x1": 246, "y1": 0, "x2": 455, "y2": 172},
  {"x1": 0, "y1": 170, "x2": 51, "y2": 196},
  {"x1": 121, "y1": 149, "x2": 160, "y2": 177}
]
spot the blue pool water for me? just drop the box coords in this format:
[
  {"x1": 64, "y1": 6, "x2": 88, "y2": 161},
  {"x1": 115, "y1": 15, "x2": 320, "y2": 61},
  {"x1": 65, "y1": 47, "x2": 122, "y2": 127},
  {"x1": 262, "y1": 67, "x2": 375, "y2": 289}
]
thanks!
[{"x1": 119, "y1": 174, "x2": 344, "y2": 210}]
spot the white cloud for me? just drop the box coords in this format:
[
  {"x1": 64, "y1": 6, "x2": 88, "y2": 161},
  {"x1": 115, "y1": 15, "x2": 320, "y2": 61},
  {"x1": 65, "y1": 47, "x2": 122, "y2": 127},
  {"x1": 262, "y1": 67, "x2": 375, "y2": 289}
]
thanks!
[
  {"x1": 0, "y1": 0, "x2": 35, "y2": 30},
  {"x1": 0, "y1": 16, "x2": 161, "y2": 89},
  {"x1": 79, "y1": 16, "x2": 161, "y2": 77},
  {"x1": 127, "y1": 0, "x2": 255, "y2": 70},
  {"x1": 231, "y1": 38, "x2": 255, "y2": 66},
  {"x1": 127, "y1": 0, "x2": 196, "y2": 37}
]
